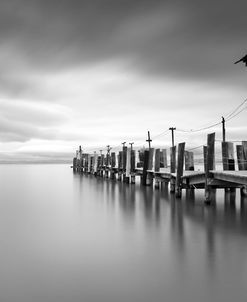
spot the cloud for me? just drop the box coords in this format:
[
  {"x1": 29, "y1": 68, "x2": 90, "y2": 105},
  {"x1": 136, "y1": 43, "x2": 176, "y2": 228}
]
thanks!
[
  {"x1": 0, "y1": 0, "x2": 246, "y2": 162},
  {"x1": 0, "y1": 0, "x2": 246, "y2": 81}
]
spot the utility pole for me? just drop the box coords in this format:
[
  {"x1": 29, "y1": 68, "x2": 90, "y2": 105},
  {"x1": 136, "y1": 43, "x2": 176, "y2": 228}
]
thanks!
[
  {"x1": 129, "y1": 142, "x2": 134, "y2": 151},
  {"x1": 222, "y1": 116, "x2": 226, "y2": 142},
  {"x1": 122, "y1": 142, "x2": 126, "y2": 148},
  {"x1": 146, "y1": 131, "x2": 152, "y2": 150},
  {"x1": 169, "y1": 127, "x2": 176, "y2": 147},
  {"x1": 106, "y1": 145, "x2": 111, "y2": 153}
]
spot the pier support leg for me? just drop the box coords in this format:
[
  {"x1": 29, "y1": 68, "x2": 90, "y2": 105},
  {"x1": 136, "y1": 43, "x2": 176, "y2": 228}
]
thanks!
[
  {"x1": 146, "y1": 172, "x2": 153, "y2": 186},
  {"x1": 170, "y1": 177, "x2": 175, "y2": 193},
  {"x1": 125, "y1": 176, "x2": 130, "y2": 184},
  {"x1": 241, "y1": 186, "x2": 247, "y2": 197},
  {"x1": 118, "y1": 173, "x2": 122, "y2": 181},
  {"x1": 131, "y1": 175, "x2": 135, "y2": 184},
  {"x1": 154, "y1": 178, "x2": 160, "y2": 189}
]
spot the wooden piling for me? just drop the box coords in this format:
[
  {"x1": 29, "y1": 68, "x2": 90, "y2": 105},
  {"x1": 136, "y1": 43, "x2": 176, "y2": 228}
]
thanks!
[
  {"x1": 205, "y1": 133, "x2": 215, "y2": 204},
  {"x1": 118, "y1": 151, "x2": 123, "y2": 181},
  {"x1": 222, "y1": 142, "x2": 234, "y2": 171},
  {"x1": 222, "y1": 142, "x2": 235, "y2": 192},
  {"x1": 122, "y1": 147, "x2": 127, "y2": 182},
  {"x1": 184, "y1": 151, "x2": 194, "y2": 171},
  {"x1": 146, "y1": 148, "x2": 154, "y2": 186},
  {"x1": 125, "y1": 148, "x2": 131, "y2": 183},
  {"x1": 142, "y1": 150, "x2": 149, "y2": 186},
  {"x1": 154, "y1": 149, "x2": 160, "y2": 189},
  {"x1": 242, "y1": 141, "x2": 247, "y2": 170},
  {"x1": 176, "y1": 143, "x2": 185, "y2": 198},
  {"x1": 93, "y1": 153, "x2": 98, "y2": 176},
  {"x1": 237, "y1": 145, "x2": 245, "y2": 170},
  {"x1": 73, "y1": 157, "x2": 77, "y2": 171},
  {"x1": 161, "y1": 149, "x2": 167, "y2": 168},
  {"x1": 203, "y1": 146, "x2": 207, "y2": 172},
  {"x1": 130, "y1": 150, "x2": 136, "y2": 184},
  {"x1": 170, "y1": 146, "x2": 176, "y2": 193},
  {"x1": 237, "y1": 144, "x2": 247, "y2": 196}
]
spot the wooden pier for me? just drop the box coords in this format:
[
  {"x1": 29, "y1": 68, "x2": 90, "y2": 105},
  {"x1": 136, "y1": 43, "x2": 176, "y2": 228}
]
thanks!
[{"x1": 72, "y1": 132, "x2": 247, "y2": 204}]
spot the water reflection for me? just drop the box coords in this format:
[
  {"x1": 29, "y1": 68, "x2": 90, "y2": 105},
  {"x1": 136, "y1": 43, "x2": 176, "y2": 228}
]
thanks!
[
  {"x1": 73, "y1": 173, "x2": 247, "y2": 236},
  {"x1": 1, "y1": 165, "x2": 247, "y2": 302}
]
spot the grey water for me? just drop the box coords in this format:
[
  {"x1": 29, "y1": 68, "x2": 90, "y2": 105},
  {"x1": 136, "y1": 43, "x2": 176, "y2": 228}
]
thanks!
[{"x1": 0, "y1": 164, "x2": 247, "y2": 302}]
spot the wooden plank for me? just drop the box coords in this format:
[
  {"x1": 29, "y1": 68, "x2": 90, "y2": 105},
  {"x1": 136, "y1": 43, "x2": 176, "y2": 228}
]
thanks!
[
  {"x1": 176, "y1": 142, "x2": 185, "y2": 198},
  {"x1": 212, "y1": 171, "x2": 247, "y2": 185}
]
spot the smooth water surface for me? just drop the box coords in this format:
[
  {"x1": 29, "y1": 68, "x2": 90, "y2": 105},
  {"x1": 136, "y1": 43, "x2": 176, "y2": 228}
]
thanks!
[{"x1": 0, "y1": 164, "x2": 247, "y2": 302}]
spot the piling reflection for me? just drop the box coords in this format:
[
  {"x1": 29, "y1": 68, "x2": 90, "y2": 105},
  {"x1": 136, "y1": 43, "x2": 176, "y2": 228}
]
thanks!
[
  {"x1": 73, "y1": 173, "x2": 247, "y2": 236},
  {"x1": 73, "y1": 172, "x2": 247, "y2": 282}
]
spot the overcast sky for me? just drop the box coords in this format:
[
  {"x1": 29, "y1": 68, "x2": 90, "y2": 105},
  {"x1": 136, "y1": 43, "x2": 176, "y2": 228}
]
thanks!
[{"x1": 0, "y1": 0, "x2": 246, "y2": 162}]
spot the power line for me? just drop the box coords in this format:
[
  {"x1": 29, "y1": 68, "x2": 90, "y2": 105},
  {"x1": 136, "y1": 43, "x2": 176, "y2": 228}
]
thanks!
[
  {"x1": 225, "y1": 98, "x2": 247, "y2": 120},
  {"x1": 225, "y1": 106, "x2": 247, "y2": 122}
]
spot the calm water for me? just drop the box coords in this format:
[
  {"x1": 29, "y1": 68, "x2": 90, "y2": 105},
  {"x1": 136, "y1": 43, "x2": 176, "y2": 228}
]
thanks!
[{"x1": 0, "y1": 164, "x2": 247, "y2": 302}]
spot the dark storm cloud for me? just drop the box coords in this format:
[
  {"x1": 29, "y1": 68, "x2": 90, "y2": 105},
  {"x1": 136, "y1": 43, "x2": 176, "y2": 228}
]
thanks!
[{"x1": 1, "y1": 0, "x2": 246, "y2": 84}]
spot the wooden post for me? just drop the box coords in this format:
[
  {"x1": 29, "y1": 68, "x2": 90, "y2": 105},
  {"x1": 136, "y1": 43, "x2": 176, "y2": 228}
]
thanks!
[
  {"x1": 146, "y1": 148, "x2": 154, "y2": 186},
  {"x1": 125, "y1": 148, "x2": 131, "y2": 183},
  {"x1": 73, "y1": 157, "x2": 77, "y2": 171},
  {"x1": 122, "y1": 146, "x2": 127, "y2": 182},
  {"x1": 90, "y1": 155, "x2": 94, "y2": 174},
  {"x1": 130, "y1": 150, "x2": 136, "y2": 184},
  {"x1": 242, "y1": 141, "x2": 247, "y2": 170},
  {"x1": 142, "y1": 150, "x2": 149, "y2": 186},
  {"x1": 84, "y1": 154, "x2": 89, "y2": 173},
  {"x1": 97, "y1": 156, "x2": 101, "y2": 175},
  {"x1": 154, "y1": 149, "x2": 160, "y2": 189},
  {"x1": 237, "y1": 145, "x2": 245, "y2": 170},
  {"x1": 170, "y1": 146, "x2": 176, "y2": 193},
  {"x1": 93, "y1": 152, "x2": 98, "y2": 176},
  {"x1": 161, "y1": 149, "x2": 168, "y2": 168},
  {"x1": 176, "y1": 143, "x2": 185, "y2": 198},
  {"x1": 237, "y1": 144, "x2": 247, "y2": 196},
  {"x1": 222, "y1": 142, "x2": 234, "y2": 171},
  {"x1": 222, "y1": 142, "x2": 235, "y2": 192},
  {"x1": 184, "y1": 151, "x2": 194, "y2": 171},
  {"x1": 118, "y1": 151, "x2": 123, "y2": 181},
  {"x1": 205, "y1": 133, "x2": 215, "y2": 204},
  {"x1": 203, "y1": 146, "x2": 207, "y2": 172},
  {"x1": 100, "y1": 154, "x2": 104, "y2": 177},
  {"x1": 110, "y1": 152, "x2": 116, "y2": 179}
]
